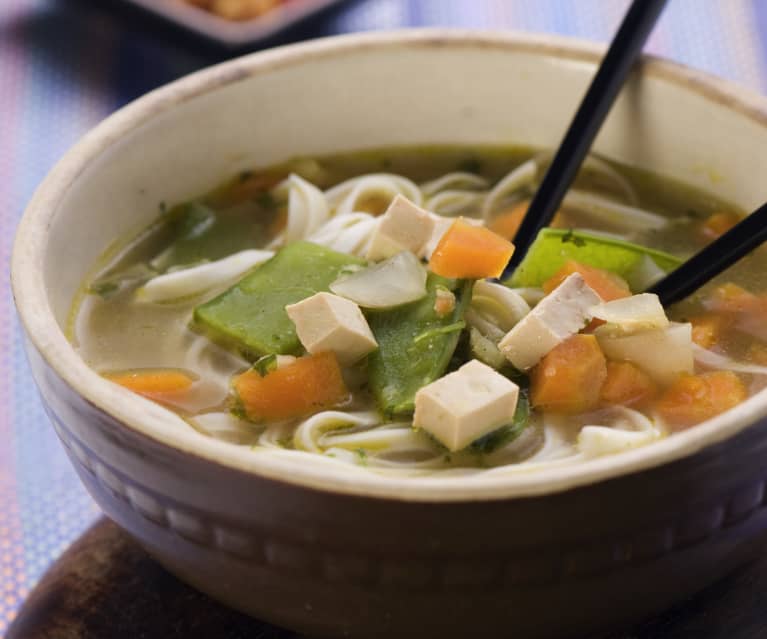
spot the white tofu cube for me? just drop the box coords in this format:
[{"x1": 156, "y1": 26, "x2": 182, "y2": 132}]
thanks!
[
  {"x1": 498, "y1": 273, "x2": 603, "y2": 370},
  {"x1": 595, "y1": 322, "x2": 693, "y2": 386},
  {"x1": 414, "y1": 359, "x2": 520, "y2": 451},
  {"x1": 285, "y1": 292, "x2": 378, "y2": 365},
  {"x1": 366, "y1": 194, "x2": 435, "y2": 261}
]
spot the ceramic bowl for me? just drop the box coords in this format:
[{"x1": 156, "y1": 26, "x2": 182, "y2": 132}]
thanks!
[{"x1": 12, "y1": 30, "x2": 767, "y2": 639}]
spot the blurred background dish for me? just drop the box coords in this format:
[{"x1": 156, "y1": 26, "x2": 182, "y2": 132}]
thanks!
[{"x1": 121, "y1": 0, "x2": 347, "y2": 47}]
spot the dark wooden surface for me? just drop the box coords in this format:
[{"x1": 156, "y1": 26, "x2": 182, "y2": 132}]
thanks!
[{"x1": 7, "y1": 518, "x2": 767, "y2": 639}]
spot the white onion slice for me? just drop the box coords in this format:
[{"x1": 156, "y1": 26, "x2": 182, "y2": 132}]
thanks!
[
  {"x1": 138, "y1": 249, "x2": 274, "y2": 302},
  {"x1": 330, "y1": 251, "x2": 427, "y2": 308},
  {"x1": 589, "y1": 293, "x2": 669, "y2": 334}
]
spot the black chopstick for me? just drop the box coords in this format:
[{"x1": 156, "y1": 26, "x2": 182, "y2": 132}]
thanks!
[
  {"x1": 503, "y1": 0, "x2": 667, "y2": 278},
  {"x1": 648, "y1": 202, "x2": 767, "y2": 306}
]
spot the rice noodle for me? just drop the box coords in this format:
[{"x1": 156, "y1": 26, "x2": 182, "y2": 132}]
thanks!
[
  {"x1": 425, "y1": 190, "x2": 486, "y2": 217},
  {"x1": 693, "y1": 344, "x2": 767, "y2": 376},
  {"x1": 307, "y1": 212, "x2": 379, "y2": 256},
  {"x1": 420, "y1": 172, "x2": 489, "y2": 196},
  {"x1": 324, "y1": 174, "x2": 422, "y2": 215},
  {"x1": 272, "y1": 173, "x2": 331, "y2": 244},
  {"x1": 482, "y1": 159, "x2": 537, "y2": 218},
  {"x1": 562, "y1": 189, "x2": 668, "y2": 232},
  {"x1": 138, "y1": 249, "x2": 274, "y2": 303}
]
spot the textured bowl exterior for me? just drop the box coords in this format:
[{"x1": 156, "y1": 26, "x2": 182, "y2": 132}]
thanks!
[
  {"x1": 29, "y1": 344, "x2": 767, "y2": 638},
  {"x1": 12, "y1": 31, "x2": 767, "y2": 638}
]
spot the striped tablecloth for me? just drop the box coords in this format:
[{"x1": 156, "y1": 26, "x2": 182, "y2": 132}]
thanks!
[{"x1": 1, "y1": 0, "x2": 766, "y2": 632}]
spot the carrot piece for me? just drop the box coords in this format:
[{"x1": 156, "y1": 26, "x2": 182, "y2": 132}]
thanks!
[
  {"x1": 104, "y1": 369, "x2": 195, "y2": 401},
  {"x1": 700, "y1": 211, "x2": 740, "y2": 240},
  {"x1": 531, "y1": 334, "x2": 607, "y2": 413},
  {"x1": 655, "y1": 371, "x2": 747, "y2": 430},
  {"x1": 689, "y1": 313, "x2": 732, "y2": 349},
  {"x1": 428, "y1": 219, "x2": 515, "y2": 279},
  {"x1": 489, "y1": 200, "x2": 568, "y2": 239},
  {"x1": 543, "y1": 260, "x2": 631, "y2": 302},
  {"x1": 703, "y1": 283, "x2": 758, "y2": 314},
  {"x1": 600, "y1": 361, "x2": 657, "y2": 408},
  {"x1": 489, "y1": 201, "x2": 528, "y2": 239},
  {"x1": 233, "y1": 351, "x2": 349, "y2": 421}
]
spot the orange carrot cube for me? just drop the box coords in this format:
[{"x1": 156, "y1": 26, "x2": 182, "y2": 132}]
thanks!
[
  {"x1": 689, "y1": 314, "x2": 732, "y2": 349},
  {"x1": 233, "y1": 351, "x2": 349, "y2": 421},
  {"x1": 543, "y1": 260, "x2": 631, "y2": 302},
  {"x1": 531, "y1": 334, "x2": 607, "y2": 413},
  {"x1": 600, "y1": 361, "x2": 657, "y2": 408},
  {"x1": 655, "y1": 371, "x2": 747, "y2": 430},
  {"x1": 700, "y1": 211, "x2": 740, "y2": 240},
  {"x1": 429, "y1": 219, "x2": 515, "y2": 279}
]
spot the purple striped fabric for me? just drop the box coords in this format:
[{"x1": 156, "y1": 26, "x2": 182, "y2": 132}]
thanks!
[{"x1": 1, "y1": 0, "x2": 765, "y2": 632}]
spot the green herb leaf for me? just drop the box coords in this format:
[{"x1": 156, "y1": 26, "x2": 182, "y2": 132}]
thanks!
[{"x1": 253, "y1": 354, "x2": 278, "y2": 377}]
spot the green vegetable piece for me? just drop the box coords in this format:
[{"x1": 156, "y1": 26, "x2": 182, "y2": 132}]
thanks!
[
  {"x1": 193, "y1": 241, "x2": 364, "y2": 359},
  {"x1": 367, "y1": 276, "x2": 472, "y2": 416},
  {"x1": 470, "y1": 391, "x2": 530, "y2": 455},
  {"x1": 505, "y1": 229, "x2": 682, "y2": 291}
]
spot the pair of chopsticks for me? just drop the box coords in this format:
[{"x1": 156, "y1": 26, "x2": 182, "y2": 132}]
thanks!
[{"x1": 503, "y1": 0, "x2": 767, "y2": 306}]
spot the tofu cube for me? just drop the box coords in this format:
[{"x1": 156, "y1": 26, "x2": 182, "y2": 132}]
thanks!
[
  {"x1": 414, "y1": 359, "x2": 520, "y2": 451},
  {"x1": 499, "y1": 273, "x2": 603, "y2": 370},
  {"x1": 285, "y1": 292, "x2": 378, "y2": 365},
  {"x1": 366, "y1": 195, "x2": 435, "y2": 261}
]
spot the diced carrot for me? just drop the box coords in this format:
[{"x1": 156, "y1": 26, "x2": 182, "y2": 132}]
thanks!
[
  {"x1": 543, "y1": 260, "x2": 631, "y2": 302},
  {"x1": 104, "y1": 369, "x2": 195, "y2": 401},
  {"x1": 531, "y1": 334, "x2": 607, "y2": 413},
  {"x1": 489, "y1": 201, "x2": 528, "y2": 239},
  {"x1": 700, "y1": 211, "x2": 740, "y2": 240},
  {"x1": 429, "y1": 219, "x2": 515, "y2": 279},
  {"x1": 689, "y1": 313, "x2": 733, "y2": 349},
  {"x1": 703, "y1": 283, "x2": 758, "y2": 314},
  {"x1": 600, "y1": 361, "x2": 657, "y2": 408},
  {"x1": 233, "y1": 351, "x2": 349, "y2": 421},
  {"x1": 655, "y1": 371, "x2": 747, "y2": 430},
  {"x1": 489, "y1": 200, "x2": 567, "y2": 240}
]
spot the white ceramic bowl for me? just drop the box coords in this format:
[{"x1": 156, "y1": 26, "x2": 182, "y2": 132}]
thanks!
[{"x1": 13, "y1": 30, "x2": 767, "y2": 638}]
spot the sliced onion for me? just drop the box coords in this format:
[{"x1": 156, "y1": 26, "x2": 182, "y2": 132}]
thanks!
[
  {"x1": 589, "y1": 293, "x2": 669, "y2": 334},
  {"x1": 330, "y1": 251, "x2": 427, "y2": 308}
]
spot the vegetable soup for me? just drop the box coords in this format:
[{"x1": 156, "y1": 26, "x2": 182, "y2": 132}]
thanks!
[{"x1": 71, "y1": 146, "x2": 764, "y2": 476}]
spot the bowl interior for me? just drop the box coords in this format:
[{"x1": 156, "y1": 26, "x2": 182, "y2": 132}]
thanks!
[{"x1": 15, "y1": 30, "x2": 767, "y2": 500}]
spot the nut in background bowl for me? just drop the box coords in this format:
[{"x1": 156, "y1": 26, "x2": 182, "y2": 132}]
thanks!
[{"x1": 12, "y1": 29, "x2": 767, "y2": 638}]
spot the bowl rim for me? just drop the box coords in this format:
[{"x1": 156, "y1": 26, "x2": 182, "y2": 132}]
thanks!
[{"x1": 12, "y1": 28, "x2": 767, "y2": 503}]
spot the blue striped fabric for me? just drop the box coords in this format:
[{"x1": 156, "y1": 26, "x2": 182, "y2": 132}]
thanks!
[{"x1": 0, "y1": 0, "x2": 765, "y2": 632}]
